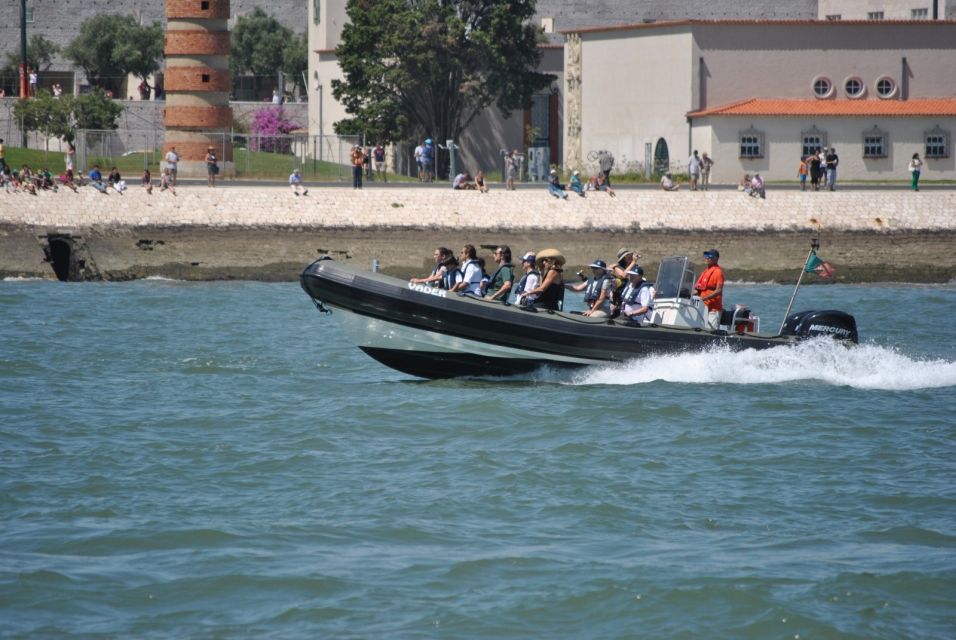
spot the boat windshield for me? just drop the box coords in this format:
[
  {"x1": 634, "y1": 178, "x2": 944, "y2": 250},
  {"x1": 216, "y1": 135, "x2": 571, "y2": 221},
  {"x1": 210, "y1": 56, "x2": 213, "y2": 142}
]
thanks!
[{"x1": 654, "y1": 256, "x2": 696, "y2": 299}]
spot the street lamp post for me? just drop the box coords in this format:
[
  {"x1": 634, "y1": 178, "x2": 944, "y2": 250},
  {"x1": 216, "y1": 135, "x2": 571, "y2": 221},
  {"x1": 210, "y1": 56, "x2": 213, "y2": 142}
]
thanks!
[{"x1": 20, "y1": 0, "x2": 29, "y2": 146}]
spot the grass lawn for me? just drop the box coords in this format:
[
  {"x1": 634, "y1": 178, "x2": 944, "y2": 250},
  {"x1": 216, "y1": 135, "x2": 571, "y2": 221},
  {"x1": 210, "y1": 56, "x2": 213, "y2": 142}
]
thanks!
[{"x1": 2, "y1": 145, "x2": 416, "y2": 182}]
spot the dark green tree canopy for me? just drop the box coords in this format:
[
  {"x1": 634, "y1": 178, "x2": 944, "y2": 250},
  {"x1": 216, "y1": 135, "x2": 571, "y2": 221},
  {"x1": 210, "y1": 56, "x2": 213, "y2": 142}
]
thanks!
[
  {"x1": 3, "y1": 34, "x2": 60, "y2": 74},
  {"x1": 282, "y1": 31, "x2": 309, "y2": 95},
  {"x1": 231, "y1": 8, "x2": 292, "y2": 81},
  {"x1": 13, "y1": 88, "x2": 122, "y2": 143},
  {"x1": 332, "y1": 0, "x2": 553, "y2": 146},
  {"x1": 64, "y1": 15, "x2": 163, "y2": 92}
]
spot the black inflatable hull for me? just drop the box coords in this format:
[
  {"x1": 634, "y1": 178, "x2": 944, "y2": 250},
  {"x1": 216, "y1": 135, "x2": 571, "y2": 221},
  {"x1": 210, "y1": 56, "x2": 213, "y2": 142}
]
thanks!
[{"x1": 297, "y1": 259, "x2": 858, "y2": 379}]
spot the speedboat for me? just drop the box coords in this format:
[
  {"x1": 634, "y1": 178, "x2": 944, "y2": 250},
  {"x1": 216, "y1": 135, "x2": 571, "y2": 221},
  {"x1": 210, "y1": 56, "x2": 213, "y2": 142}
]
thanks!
[{"x1": 299, "y1": 244, "x2": 858, "y2": 379}]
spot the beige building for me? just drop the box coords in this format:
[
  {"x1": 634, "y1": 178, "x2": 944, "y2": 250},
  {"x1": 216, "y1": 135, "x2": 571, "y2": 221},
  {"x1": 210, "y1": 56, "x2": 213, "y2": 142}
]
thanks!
[{"x1": 563, "y1": 20, "x2": 956, "y2": 182}]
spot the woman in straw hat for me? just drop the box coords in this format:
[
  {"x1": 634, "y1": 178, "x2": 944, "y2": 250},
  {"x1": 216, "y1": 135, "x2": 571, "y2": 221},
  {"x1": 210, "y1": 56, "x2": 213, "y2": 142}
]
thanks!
[{"x1": 518, "y1": 248, "x2": 565, "y2": 311}]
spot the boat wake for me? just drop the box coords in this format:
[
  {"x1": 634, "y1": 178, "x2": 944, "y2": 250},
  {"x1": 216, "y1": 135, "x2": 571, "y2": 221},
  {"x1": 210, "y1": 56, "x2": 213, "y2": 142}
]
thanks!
[{"x1": 572, "y1": 339, "x2": 956, "y2": 390}]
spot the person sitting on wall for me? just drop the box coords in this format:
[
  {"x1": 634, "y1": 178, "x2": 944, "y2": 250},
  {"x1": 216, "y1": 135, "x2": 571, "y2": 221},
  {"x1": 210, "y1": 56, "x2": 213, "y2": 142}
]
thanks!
[
  {"x1": 749, "y1": 173, "x2": 766, "y2": 199},
  {"x1": 660, "y1": 173, "x2": 679, "y2": 191},
  {"x1": 738, "y1": 173, "x2": 752, "y2": 195},
  {"x1": 596, "y1": 172, "x2": 616, "y2": 197},
  {"x1": 547, "y1": 169, "x2": 568, "y2": 199},
  {"x1": 452, "y1": 171, "x2": 475, "y2": 190},
  {"x1": 88, "y1": 165, "x2": 108, "y2": 194},
  {"x1": 289, "y1": 169, "x2": 308, "y2": 196},
  {"x1": 569, "y1": 170, "x2": 586, "y2": 197}
]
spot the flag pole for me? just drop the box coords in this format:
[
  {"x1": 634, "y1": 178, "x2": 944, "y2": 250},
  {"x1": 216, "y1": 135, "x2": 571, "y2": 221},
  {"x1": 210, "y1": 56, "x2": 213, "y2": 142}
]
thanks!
[{"x1": 778, "y1": 238, "x2": 819, "y2": 335}]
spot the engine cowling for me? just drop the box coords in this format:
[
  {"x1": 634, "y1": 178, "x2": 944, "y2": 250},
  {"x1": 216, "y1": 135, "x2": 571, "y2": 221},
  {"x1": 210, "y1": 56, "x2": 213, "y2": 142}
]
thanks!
[{"x1": 780, "y1": 310, "x2": 859, "y2": 343}]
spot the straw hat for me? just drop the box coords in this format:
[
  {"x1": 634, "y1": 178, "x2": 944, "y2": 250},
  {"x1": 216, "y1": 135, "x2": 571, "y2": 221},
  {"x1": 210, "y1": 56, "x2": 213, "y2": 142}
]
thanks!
[{"x1": 535, "y1": 247, "x2": 565, "y2": 269}]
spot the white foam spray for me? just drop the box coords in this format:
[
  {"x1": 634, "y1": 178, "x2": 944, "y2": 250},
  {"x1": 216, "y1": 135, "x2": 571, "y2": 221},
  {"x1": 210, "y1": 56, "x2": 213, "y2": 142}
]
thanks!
[{"x1": 573, "y1": 339, "x2": 956, "y2": 390}]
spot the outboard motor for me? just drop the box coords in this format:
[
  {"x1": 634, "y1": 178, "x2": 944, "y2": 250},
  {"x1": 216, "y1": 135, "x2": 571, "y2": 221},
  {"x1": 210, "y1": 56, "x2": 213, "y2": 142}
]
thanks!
[{"x1": 780, "y1": 310, "x2": 858, "y2": 343}]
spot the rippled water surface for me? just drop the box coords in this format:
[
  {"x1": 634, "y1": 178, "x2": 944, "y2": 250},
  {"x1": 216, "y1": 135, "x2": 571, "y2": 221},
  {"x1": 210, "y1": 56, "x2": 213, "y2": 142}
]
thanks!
[{"x1": 2, "y1": 278, "x2": 955, "y2": 638}]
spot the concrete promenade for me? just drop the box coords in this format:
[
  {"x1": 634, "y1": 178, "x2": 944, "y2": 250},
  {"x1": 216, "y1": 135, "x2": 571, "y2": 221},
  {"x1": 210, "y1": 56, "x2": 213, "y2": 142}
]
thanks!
[
  {"x1": 1, "y1": 185, "x2": 954, "y2": 281},
  {"x1": 3, "y1": 184, "x2": 954, "y2": 232}
]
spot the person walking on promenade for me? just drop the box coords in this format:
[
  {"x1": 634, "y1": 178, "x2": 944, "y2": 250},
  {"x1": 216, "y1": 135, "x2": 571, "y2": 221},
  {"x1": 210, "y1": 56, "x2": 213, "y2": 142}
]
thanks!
[
  {"x1": 908, "y1": 153, "x2": 923, "y2": 191},
  {"x1": 598, "y1": 150, "x2": 614, "y2": 186},
  {"x1": 826, "y1": 147, "x2": 839, "y2": 191},
  {"x1": 205, "y1": 146, "x2": 218, "y2": 187},
  {"x1": 164, "y1": 146, "x2": 179, "y2": 186},
  {"x1": 65, "y1": 142, "x2": 75, "y2": 173},
  {"x1": 700, "y1": 152, "x2": 714, "y2": 190},
  {"x1": 798, "y1": 155, "x2": 808, "y2": 191},
  {"x1": 688, "y1": 150, "x2": 702, "y2": 191},
  {"x1": 351, "y1": 145, "x2": 365, "y2": 189},
  {"x1": 506, "y1": 149, "x2": 519, "y2": 190},
  {"x1": 414, "y1": 139, "x2": 424, "y2": 181}
]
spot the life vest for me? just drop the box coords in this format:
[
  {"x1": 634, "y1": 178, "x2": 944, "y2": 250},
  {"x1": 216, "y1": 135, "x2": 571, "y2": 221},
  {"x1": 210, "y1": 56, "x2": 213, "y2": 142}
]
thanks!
[
  {"x1": 514, "y1": 269, "x2": 540, "y2": 305},
  {"x1": 442, "y1": 266, "x2": 462, "y2": 290},
  {"x1": 622, "y1": 281, "x2": 654, "y2": 304},
  {"x1": 487, "y1": 263, "x2": 514, "y2": 294},
  {"x1": 584, "y1": 274, "x2": 609, "y2": 305}
]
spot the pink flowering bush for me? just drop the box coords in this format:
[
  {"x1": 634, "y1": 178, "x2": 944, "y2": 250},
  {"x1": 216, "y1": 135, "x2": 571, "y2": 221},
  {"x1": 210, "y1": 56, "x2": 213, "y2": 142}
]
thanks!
[{"x1": 249, "y1": 107, "x2": 302, "y2": 153}]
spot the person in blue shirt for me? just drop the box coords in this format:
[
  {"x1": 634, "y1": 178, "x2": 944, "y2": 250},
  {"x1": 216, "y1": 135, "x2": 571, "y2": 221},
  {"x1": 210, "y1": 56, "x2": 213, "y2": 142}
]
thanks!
[{"x1": 88, "y1": 165, "x2": 108, "y2": 194}]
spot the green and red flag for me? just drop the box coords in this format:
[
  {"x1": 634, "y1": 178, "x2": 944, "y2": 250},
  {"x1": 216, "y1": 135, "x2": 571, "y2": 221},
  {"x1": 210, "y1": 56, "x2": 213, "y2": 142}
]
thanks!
[{"x1": 804, "y1": 250, "x2": 835, "y2": 278}]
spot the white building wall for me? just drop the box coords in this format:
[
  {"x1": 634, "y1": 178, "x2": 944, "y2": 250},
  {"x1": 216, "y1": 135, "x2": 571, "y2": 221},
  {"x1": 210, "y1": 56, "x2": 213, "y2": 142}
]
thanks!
[
  {"x1": 697, "y1": 116, "x2": 956, "y2": 182},
  {"x1": 580, "y1": 28, "x2": 694, "y2": 173}
]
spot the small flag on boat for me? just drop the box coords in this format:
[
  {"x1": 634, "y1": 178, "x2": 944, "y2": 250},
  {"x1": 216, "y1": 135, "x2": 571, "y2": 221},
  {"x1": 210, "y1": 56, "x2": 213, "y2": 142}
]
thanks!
[{"x1": 804, "y1": 250, "x2": 835, "y2": 278}]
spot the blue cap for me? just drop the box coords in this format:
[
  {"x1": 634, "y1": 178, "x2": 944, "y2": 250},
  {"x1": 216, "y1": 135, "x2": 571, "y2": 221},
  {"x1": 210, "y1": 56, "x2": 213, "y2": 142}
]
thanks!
[
  {"x1": 521, "y1": 252, "x2": 536, "y2": 264},
  {"x1": 703, "y1": 249, "x2": 719, "y2": 259},
  {"x1": 425, "y1": 138, "x2": 432, "y2": 144},
  {"x1": 588, "y1": 260, "x2": 607, "y2": 270},
  {"x1": 627, "y1": 266, "x2": 644, "y2": 276}
]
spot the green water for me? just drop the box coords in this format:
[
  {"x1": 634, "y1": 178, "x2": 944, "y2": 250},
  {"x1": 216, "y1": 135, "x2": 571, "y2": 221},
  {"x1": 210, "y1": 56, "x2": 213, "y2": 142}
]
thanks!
[{"x1": 2, "y1": 279, "x2": 955, "y2": 638}]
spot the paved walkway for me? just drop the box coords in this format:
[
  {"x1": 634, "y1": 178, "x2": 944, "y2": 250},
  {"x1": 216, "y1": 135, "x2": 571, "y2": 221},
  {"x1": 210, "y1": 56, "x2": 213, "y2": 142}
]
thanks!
[{"x1": 2, "y1": 184, "x2": 954, "y2": 231}]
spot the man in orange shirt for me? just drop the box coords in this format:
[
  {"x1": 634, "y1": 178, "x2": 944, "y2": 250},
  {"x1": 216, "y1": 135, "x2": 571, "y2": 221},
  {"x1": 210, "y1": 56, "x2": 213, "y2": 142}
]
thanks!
[{"x1": 694, "y1": 249, "x2": 725, "y2": 330}]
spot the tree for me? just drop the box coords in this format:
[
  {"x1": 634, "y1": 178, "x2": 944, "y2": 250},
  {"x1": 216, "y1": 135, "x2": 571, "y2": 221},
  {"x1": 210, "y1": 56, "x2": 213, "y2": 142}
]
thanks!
[
  {"x1": 64, "y1": 15, "x2": 163, "y2": 93},
  {"x1": 282, "y1": 32, "x2": 308, "y2": 97},
  {"x1": 72, "y1": 89, "x2": 124, "y2": 131},
  {"x1": 13, "y1": 91, "x2": 73, "y2": 142},
  {"x1": 1, "y1": 35, "x2": 60, "y2": 93},
  {"x1": 112, "y1": 21, "x2": 164, "y2": 89},
  {"x1": 3, "y1": 34, "x2": 60, "y2": 74},
  {"x1": 231, "y1": 8, "x2": 292, "y2": 99},
  {"x1": 332, "y1": 0, "x2": 553, "y2": 165},
  {"x1": 13, "y1": 88, "x2": 122, "y2": 143}
]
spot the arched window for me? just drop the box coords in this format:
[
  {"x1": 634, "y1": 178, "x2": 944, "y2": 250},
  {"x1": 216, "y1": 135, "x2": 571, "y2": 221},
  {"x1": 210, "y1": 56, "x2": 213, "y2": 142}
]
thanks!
[{"x1": 653, "y1": 138, "x2": 669, "y2": 175}]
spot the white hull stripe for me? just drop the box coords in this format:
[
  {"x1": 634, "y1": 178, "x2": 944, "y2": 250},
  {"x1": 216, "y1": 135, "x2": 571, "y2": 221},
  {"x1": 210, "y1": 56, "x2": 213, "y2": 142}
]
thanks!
[{"x1": 332, "y1": 307, "x2": 605, "y2": 366}]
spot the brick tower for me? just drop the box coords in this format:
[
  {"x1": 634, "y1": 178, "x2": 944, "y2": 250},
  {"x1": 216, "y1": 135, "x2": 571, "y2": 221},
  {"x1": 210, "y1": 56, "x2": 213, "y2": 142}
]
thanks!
[{"x1": 164, "y1": 0, "x2": 233, "y2": 177}]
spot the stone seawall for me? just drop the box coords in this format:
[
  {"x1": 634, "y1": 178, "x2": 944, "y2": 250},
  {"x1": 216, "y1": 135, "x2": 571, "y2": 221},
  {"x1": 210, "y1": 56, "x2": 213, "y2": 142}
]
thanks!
[{"x1": 1, "y1": 186, "x2": 954, "y2": 282}]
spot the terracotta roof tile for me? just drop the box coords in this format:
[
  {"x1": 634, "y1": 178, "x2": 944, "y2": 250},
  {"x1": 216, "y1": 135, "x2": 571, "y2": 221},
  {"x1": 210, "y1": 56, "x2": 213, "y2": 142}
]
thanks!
[{"x1": 687, "y1": 98, "x2": 956, "y2": 118}]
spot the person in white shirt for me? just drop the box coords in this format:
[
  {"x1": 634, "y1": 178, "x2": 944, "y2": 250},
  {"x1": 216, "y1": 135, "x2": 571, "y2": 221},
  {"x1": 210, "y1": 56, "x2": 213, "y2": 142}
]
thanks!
[
  {"x1": 660, "y1": 173, "x2": 679, "y2": 191},
  {"x1": 414, "y1": 140, "x2": 425, "y2": 181},
  {"x1": 164, "y1": 146, "x2": 179, "y2": 186},
  {"x1": 451, "y1": 244, "x2": 483, "y2": 295},
  {"x1": 687, "y1": 150, "x2": 702, "y2": 190},
  {"x1": 621, "y1": 267, "x2": 655, "y2": 325}
]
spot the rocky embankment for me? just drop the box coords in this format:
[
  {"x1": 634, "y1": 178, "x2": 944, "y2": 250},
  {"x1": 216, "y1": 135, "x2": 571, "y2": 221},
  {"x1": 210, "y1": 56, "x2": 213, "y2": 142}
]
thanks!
[{"x1": 1, "y1": 186, "x2": 954, "y2": 282}]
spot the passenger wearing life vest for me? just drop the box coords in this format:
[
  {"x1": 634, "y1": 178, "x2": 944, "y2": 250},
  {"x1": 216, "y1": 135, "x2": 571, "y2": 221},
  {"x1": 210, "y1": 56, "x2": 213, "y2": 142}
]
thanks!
[
  {"x1": 519, "y1": 252, "x2": 564, "y2": 311},
  {"x1": 450, "y1": 244, "x2": 483, "y2": 295},
  {"x1": 566, "y1": 259, "x2": 614, "y2": 317},
  {"x1": 694, "y1": 249, "x2": 725, "y2": 330},
  {"x1": 513, "y1": 252, "x2": 540, "y2": 306},
  {"x1": 620, "y1": 266, "x2": 655, "y2": 325}
]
